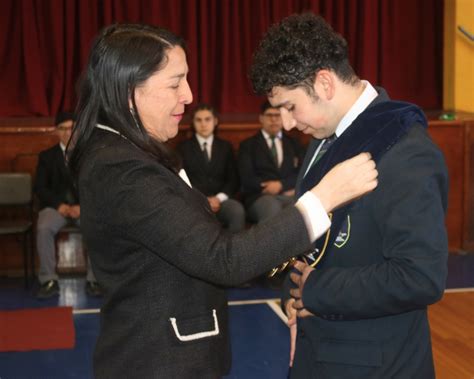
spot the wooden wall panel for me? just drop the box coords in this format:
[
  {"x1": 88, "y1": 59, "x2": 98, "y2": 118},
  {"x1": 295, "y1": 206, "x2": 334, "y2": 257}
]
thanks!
[
  {"x1": 0, "y1": 117, "x2": 472, "y2": 275},
  {"x1": 428, "y1": 122, "x2": 465, "y2": 251},
  {"x1": 0, "y1": 126, "x2": 57, "y2": 276},
  {"x1": 463, "y1": 121, "x2": 474, "y2": 251},
  {"x1": 0, "y1": 127, "x2": 58, "y2": 173}
]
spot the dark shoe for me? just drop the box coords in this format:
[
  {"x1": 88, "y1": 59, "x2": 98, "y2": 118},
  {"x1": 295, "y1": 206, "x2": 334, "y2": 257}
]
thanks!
[
  {"x1": 36, "y1": 280, "x2": 60, "y2": 299},
  {"x1": 85, "y1": 281, "x2": 103, "y2": 297}
]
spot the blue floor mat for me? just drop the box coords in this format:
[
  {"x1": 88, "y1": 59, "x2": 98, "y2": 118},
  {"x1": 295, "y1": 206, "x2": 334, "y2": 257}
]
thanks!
[{"x1": 0, "y1": 253, "x2": 472, "y2": 378}]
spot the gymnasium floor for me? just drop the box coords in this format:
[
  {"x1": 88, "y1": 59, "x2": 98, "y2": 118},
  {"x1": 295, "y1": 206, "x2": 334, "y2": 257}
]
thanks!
[{"x1": 0, "y1": 254, "x2": 473, "y2": 379}]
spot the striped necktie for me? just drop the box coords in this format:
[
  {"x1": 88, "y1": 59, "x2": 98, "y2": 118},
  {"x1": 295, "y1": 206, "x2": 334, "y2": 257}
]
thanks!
[{"x1": 313, "y1": 134, "x2": 337, "y2": 166}]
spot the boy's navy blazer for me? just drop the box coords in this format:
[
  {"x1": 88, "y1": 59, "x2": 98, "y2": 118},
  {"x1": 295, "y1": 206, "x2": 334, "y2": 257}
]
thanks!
[{"x1": 286, "y1": 89, "x2": 449, "y2": 378}]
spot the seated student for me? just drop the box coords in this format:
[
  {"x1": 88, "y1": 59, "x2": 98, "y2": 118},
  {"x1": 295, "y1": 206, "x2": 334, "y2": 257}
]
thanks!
[
  {"x1": 238, "y1": 100, "x2": 305, "y2": 223},
  {"x1": 34, "y1": 112, "x2": 102, "y2": 298},
  {"x1": 177, "y1": 104, "x2": 245, "y2": 232}
]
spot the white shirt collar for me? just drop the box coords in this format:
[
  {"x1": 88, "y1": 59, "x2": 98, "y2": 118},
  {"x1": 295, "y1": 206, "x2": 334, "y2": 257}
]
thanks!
[
  {"x1": 59, "y1": 142, "x2": 66, "y2": 152},
  {"x1": 195, "y1": 134, "x2": 214, "y2": 148},
  {"x1": 303, "y1": 81, "x2": 378, "y2": 178},
  {"x1": 334, "y1": 80, "x2": 378, "y2": 138},
  {"x1": 261, "y1": 129, "x2": 282, "y2": 140}
]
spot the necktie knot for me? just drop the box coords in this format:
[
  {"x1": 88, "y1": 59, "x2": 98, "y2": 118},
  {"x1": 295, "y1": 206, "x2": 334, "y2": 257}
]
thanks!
[
  {"x1": 324, "y1": 134, "x2": 337, "y2": 145},
  {"x1": 313, "y1": 134, "x2": 337, "y2": 166}
]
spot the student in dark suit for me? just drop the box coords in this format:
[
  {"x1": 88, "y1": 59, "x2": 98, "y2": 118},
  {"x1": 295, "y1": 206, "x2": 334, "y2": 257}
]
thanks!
[
  {"x1": 68, "y1": 24, "x2": 378, "y2": 378},
  {"x1": 251, "y1": 13, "x2": 448, "y2": 378},
  {"x1": 177, "y1": 104, "x2": 245, "y2": 232},
  {"x1": 34, "y1": 112, "x2": 101, "y2": 299},
  {"x1": 238, "y1": 100, "x2": 305, "y2": 223}
]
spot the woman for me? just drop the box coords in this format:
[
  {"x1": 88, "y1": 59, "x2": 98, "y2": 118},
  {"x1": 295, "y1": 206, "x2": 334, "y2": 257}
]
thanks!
[{"x1": 68, "y1": 24, "x2": 377, "y2": 378}]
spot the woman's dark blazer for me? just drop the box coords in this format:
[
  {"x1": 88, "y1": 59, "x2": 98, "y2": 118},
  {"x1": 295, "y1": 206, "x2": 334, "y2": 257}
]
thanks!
[{"x1": 78, "y1": 129, "x2": 312, "y2": 379}]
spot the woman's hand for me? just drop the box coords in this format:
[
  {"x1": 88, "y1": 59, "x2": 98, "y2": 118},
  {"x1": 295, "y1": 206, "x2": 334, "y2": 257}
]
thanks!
[{"x1": 311, "y1": 152, "x2": 378, "y2": 212}]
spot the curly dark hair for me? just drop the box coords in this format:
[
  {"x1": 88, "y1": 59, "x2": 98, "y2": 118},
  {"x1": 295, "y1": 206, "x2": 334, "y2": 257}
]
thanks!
[{"x1": 250, "y1": 13, "x2": 358, "y2": 96}]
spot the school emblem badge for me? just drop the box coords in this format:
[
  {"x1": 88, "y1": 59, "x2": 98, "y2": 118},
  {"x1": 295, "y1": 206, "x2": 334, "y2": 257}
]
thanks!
[{"x1": 334, "y1": 215, "x2": 351, "y2": 248}]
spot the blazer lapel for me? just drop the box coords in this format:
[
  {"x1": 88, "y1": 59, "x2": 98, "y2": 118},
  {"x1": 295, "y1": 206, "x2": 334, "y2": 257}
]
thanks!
[
  {"x1": 297, "y1": 88, "x2": 391, "y2": 197},
  {"x1": 55, "y1": 145, "x2": 69, "y2": 174},
  {"x1": 192, "y1": 136, "x2": 210, "y2": 172},
  {"x1": 280, "y1": 136, "x2": 290, "y2": 169},
  {"x1": 208, "y1": 138, "x2": 219, "y2": 171},
  {"x1": 296, "y1": 138, "x2": 321, "y2": 198}
]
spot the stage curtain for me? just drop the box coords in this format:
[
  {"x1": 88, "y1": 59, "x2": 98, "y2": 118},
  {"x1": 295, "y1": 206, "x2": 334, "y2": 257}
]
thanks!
[{"x1": 0, "y1": 0, "x2": 443, "y2": 117}]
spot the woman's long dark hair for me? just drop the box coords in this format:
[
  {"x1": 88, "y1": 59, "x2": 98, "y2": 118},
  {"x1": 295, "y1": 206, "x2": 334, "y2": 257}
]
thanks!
[{"x1": 68, "y1": 24, "x2": 184, "y2": 176}]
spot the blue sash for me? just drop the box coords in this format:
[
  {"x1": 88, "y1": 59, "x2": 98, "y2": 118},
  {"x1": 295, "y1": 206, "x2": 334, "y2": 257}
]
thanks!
[{"x1": 298, "y1": 101, "x2": 427, "y2": 259}]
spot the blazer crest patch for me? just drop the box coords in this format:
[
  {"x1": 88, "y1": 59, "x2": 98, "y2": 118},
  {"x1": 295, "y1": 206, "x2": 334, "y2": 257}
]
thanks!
[{"x1": 334, "y1": 215, "x2": 351, "y2": 248}]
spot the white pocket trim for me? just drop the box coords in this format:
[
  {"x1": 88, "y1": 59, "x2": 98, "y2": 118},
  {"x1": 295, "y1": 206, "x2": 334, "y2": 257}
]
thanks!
[{"x1": 169, "y1": 309, "x2": 220, "y2": 342}]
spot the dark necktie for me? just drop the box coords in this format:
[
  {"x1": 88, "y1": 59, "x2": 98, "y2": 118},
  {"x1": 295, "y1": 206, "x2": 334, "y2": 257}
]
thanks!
[
  {"x1": 312, "y1": 134, "x2": 337, "y2": 167},
  {"x1": 202, "y1": 141, "x2": 210, "y2": 163},
  {"x1": 313, "y1": 134, "x2": 337, "y2": 164},
  {"x1": 270, "y1": 136, "x2": 278, "y2": 166}
]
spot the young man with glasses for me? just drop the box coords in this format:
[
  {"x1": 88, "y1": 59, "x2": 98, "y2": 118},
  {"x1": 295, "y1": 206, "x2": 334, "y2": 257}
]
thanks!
[
  {"x1": 34, "y1": 112, "x2": 102, "y2": 298},
  {"x1": 238, "y1": 100, "x2": 305, "y2": 224}
]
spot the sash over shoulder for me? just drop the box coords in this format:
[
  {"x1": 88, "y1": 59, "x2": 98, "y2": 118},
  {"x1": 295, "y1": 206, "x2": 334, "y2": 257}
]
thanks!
[{"x1": 298, "y1": 101, "x2": 428, "y2": 259}]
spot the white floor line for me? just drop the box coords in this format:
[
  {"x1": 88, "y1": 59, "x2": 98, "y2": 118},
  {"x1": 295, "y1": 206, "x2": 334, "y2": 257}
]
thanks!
[
  {"x1": 72, "y1": 298, "x2": 281, "y2": 315},
  {"x1": 266, "y1": 299, "x2": 288, "y2": 324},
  {"x1": 444, "y1": 287, "x2": 474, "y2": 293},
  {"x1": 228, "y1": 298, "x2": 279, "y2": 306},
  {"x1": 72, "y1": 288, "x2": 474, "y2": 315},
  {"x1": 73, "y1": 308, "x2": 100, "y2": 315}
]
